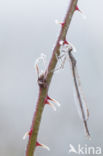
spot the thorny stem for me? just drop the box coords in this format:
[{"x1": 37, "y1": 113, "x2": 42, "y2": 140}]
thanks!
[{"x1": 26, "y1": 0, "x2": 78, "y2": 156}]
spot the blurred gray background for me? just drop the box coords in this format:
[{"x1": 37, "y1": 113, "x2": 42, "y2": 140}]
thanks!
[{"x1": 0, "y1": 0, "x2": 103, "y2": 155}]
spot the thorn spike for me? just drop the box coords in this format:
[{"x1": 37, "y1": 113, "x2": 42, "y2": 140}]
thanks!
[
  {"x1": 36, "y1": 142, "x2": 50, "y2": 151},
  {"x1": 47, "y1": 96, "x2": 60, "y2": 107},
  {"x1": 55, "y1": 19, "x2": 65, "y2": 27},
  {"x1": 64, "y1": 40, "x2": 69, "y2": 45},
  {"x1": 36, "y1": 142, "x2": 41, "y2": 146},
  {"x1": 41, "y1": 143, "x2": 50, "y2": 151},
  {"x1": 48, "y1": 102, "x2": 57, "y2": 111},
  {"x1": 75, "y1": 6, "x2": 87, "y2": 19},
  {"x1": 22, "y1": 131, "x2": 29, "y2": 140},
  {"x1": 28, "y1": 129, "x2": 32, "y2": 136},
  {"x1": 22, "y1": 128, "x2": 32, "y2": 140},
  {"x1": 75, "y1": 5, "x2": 80, "y2": 12}
]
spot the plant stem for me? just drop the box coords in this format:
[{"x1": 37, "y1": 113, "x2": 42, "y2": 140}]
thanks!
[{"x1": 26, "y1": 0, "x2": 78, "y2": 155}]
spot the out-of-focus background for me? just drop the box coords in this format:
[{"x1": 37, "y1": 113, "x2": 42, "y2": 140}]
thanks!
[{"x1": 0, "y1": 0, "x2": 103, "y2": 155}]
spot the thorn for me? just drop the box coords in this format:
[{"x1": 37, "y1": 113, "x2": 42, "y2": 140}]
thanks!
[
  {"x1": 75, "y1": 5, "x2": 87, "y2": 19},
  {"x1": 44, "y1": 96, "x2": 57, "y2": 111},
  {"x1": 44, "y1": 96, "x2": 60, "y2": 111},
  {"x1": 75, "y1": 5, "x2": 81, "y2": 12},
  {"x1": 22, "y1": 128, "x2": 32, "y2": 140},
  {"x1": 64, "y1": 40, "x2": 69, "y2": 45},
  {"x1": 28, "y1": 129, "x2": 32, "y2": 136},
  {"x1": 36, "y1": 142, "x2": 50, "y2": 151},
  {"x1": 48, "y1": 102, "x2": 57, "y2": 111},
  {"x1": 22, "y1": 131, "x2": 29, "y2": 140},
  {"x1": 47, "y1": 96, "x2": 61, "y2": 107},
  {"x1": 55, "y1": 19, "x2": 65, "y2": 27},
  {"x1": 36, "y1": 142, "x2": 41, "y2": 146},
  {"x1": 61, "y1": 23, "x2": 65, "y2": 27},
  {"x1": 59, "y1": 40, "x2": 76, "y2": 52},
  {"x1": 23, "y1": 130, "x2": 50, "y2": 151}
]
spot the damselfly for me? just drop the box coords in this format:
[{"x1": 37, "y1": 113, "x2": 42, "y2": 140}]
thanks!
[{"x1": 58, "y1": 41, "x2": 90, "y2": 138}]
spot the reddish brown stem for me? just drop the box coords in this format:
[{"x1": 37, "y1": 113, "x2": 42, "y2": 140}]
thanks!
[{"x1": 26, "y1": 1, "x2": 78, "y2": 156}]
